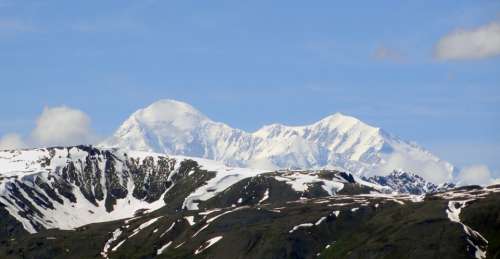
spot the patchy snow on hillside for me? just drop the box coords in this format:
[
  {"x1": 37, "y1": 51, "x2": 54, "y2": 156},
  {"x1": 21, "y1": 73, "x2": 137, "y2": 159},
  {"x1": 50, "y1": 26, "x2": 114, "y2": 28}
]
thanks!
[{"x1": 194, "y1": 236, "x2": 223, "y2": 255}]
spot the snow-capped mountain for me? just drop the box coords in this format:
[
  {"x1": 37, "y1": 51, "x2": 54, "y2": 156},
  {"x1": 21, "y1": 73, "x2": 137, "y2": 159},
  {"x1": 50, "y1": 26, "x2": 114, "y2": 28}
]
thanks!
[
  {"x1": 364, "y1": 170, "x2": 456, "y2": 195},
  {"x1": 1, "y1": 146, "x2": 497, "y2": 259},
  {"x1": 0, "y1": 146, "x2": 177, "y2": 232},
  {"x1": 1, "y1": 145, "x2": 498, "y2": 259},
  {"x1": 0, "y1": 145, "x2": 379, "y2": 233},
  {"x1": 101, "y1": 100, "x2": 454, "y2": 184}
]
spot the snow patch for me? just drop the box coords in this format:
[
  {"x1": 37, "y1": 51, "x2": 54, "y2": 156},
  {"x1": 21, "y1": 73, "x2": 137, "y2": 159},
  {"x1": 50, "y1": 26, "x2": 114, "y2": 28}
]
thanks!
[
  {"x1": 160, "y1": 222, "x2": 176, "y2": 238},
  {"x1": 446, "y1": 200, "x2": 488, "y2": 259},
  {"x1": 128, "y1": 216, "x2": 162, "y2": 238},
  {"x1": 101, "y1": 227, "x2": 123, "y2": 258},
  {"x1": 289, "y1": 223, "x2": 314, "y2": 233},
  {"x1": 184, "y1": 216, "x2": 196, "y2": 226},
  {"x1": 258, "y1": 189, "x2": 269, "y2": 204},
  {"x1": 194, "y1": 236, "x2": 223, "y2": 255},
  {"x1": 315, "y1": 217, "x2": 327, "y2": 226},
  {"x1": 157, "y1": 241, "x2": 172, "y2": 255}
]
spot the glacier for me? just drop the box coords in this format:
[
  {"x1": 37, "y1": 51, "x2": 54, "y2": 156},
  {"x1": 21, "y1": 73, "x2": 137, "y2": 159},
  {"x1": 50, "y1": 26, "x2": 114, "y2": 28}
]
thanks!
[{"x1": 101, "y1": 99, "x2": 454, "y2": 184}]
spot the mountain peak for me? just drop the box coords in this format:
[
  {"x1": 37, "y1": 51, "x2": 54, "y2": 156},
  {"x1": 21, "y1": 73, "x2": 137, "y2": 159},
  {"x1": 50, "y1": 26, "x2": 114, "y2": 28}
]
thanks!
[
  {"x1": 364, "y1": 170, "x2": 441, "y2": 195},
  {"x1": 102, "y1": 100, "x2": 454, "y2": 184},
  {"x1": 101, "y1": 99, "x2": 214, "y2": 153},
  {"x1": 134, "y1": 99, "x2": 208, "y2": 124},
  {"x1": 315, "y1": 112, "x2": 379, "y2": 132}
]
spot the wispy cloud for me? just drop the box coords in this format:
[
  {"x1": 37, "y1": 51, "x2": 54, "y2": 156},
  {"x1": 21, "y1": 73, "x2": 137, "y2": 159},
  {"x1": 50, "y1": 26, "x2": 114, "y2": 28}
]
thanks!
[
  {"x1": 70, "y1": 1, "x2": 157, "y2": 33},
  {"x1": 372, "y1": 46, "x2": 404, "y2": 62},
  {"x1": 71, "y1": 18, "x2": 143, "y2": 33},
  {"x1": 0, "y1": 19, "x2": 35, "y2": 32},
  {"x1": 434, "y1": 21, "x2": 500, "y2": 60},
  {"x1": 428, "y1": 141, "x2": 500, "y2": 176},
  {"x1": 457, "y1": 164, "x2": 499, "y2": 186},
  {"x1": 0, "y1": 133, "x2": 26, "y2": 150}
]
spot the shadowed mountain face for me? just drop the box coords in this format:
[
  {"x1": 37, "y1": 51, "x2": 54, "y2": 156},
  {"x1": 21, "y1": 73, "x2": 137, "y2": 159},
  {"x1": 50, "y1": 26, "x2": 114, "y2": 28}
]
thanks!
[
  {"x1": 0, "y1": 145, "x2": 498, "y2": 259},
  {"x1": 101, "y1": 99, "x2": 454, "y2": 184},
  {"x1": 363, "y1": 170, "x2": 456, "y2": 195}
]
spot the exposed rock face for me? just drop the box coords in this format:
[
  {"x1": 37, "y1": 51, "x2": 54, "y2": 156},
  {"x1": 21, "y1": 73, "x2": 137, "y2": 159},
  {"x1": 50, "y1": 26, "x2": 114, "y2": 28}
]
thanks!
[
  {"x1": 0, "y1": 145, "x2": 391, "y2": 234},
  {"x1": 0, "y1": 146, "x2": 182, "y2": 232},
  {"x1": 363, "y1": 170, "x2": 456, "y2": 195},
  {"x1": 0, "y1": 146, "x2": 499, "y2": 259}
]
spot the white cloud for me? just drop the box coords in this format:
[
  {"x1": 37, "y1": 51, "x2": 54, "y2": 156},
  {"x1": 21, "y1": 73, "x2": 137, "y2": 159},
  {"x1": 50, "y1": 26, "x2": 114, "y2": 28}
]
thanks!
[
  {"x1": 457, "y1": 165, "x2": 496, "y2": 186},
  {"x1": 31, "y1": 106, "x2": 97, "y2": 147},
  {"x1": 0, "y1": 133, "x2": 26, "y2": 150},
  {"x1": 373, "y1": 46, "x2": 403, "y2": 62},
  {"x1": 377, "y1": 153, "x2": 453, "y2": 184},
  {"x1": 435, "y1": 21, "x2": 500, "y2": 60}
]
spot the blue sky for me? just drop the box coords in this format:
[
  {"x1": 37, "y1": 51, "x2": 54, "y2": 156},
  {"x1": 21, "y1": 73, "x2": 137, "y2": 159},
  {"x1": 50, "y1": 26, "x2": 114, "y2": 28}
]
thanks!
[{"x1": 0, "y1": 1, "x2": 499, "y2": 177}]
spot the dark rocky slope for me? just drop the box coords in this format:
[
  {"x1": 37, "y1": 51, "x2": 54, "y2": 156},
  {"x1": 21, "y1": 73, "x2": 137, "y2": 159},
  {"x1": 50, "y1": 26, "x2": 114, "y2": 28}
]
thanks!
[{"x1": 0, "y1": 146, "x2": 498, "y2": 259}]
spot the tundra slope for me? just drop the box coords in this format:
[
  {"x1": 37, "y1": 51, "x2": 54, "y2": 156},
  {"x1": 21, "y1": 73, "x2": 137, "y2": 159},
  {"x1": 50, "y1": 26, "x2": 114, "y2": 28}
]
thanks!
[
  {"x1": 0, "y1": 146, "x2": 498, "y2": 259},
  {"x1": 0, "y1": 145, "x2": 381, "y2": 233},
  {"x1": 101, "y1": 99, "x2": 454, "y2": 184}
]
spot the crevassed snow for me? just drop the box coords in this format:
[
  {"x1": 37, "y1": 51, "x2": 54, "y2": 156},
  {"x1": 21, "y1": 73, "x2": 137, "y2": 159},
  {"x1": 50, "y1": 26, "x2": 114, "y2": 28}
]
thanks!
[{"x1": 194, "y1": 236, "x2": 223, "y2": 255}]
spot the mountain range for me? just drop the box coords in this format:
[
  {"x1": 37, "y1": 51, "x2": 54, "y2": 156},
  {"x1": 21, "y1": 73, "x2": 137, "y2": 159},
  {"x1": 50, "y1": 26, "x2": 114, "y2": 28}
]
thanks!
[
  {"x1": 102, "y1": 99, "x2": 454, "y2": 184},
  {"x1": 1, "y1": 99, "x2": 497, "y2": 259},
  {"x1": 0, "y1": 145, "x2": 498, "y2": 258}
]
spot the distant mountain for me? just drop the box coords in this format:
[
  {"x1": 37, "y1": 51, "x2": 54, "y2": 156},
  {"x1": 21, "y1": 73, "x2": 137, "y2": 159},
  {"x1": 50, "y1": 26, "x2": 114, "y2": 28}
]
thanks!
[
  {"x1": 364, "y1": 170, "x2": 456, "y2": 195},
  {"x1": 101, "y1": 99, "x2": 454, "y2": 184}
]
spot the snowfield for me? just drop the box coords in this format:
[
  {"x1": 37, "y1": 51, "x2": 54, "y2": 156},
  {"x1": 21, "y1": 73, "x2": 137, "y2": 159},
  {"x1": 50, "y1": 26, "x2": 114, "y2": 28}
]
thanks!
[{"x1": 101, "y1": 99, "x2": 454, "y2": 184}]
